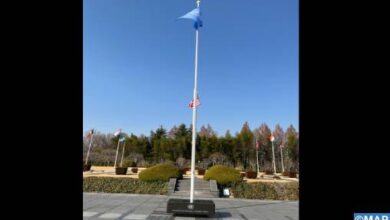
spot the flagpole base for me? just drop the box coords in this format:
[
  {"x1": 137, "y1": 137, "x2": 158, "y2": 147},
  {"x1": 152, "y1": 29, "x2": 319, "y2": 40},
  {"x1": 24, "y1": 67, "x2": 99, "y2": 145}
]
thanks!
[{"x1": 167, "y1": 198, "x2": 215, "y2": 217}]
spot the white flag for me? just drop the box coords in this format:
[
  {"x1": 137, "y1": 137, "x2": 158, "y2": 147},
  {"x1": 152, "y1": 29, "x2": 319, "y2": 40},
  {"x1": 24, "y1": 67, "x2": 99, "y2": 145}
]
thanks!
[{"x1": 114, "y1": 129, "x2": 122, "y2": 137}]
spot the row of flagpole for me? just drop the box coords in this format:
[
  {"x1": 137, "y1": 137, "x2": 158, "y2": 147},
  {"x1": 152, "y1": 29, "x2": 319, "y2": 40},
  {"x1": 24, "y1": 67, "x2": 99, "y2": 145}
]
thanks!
[
  {"x1": 85, "y1": 131, "x2": 287, "y2": 173},
  {"x1": 84, "y1": 128, "x2": 127, "y2": 168}
]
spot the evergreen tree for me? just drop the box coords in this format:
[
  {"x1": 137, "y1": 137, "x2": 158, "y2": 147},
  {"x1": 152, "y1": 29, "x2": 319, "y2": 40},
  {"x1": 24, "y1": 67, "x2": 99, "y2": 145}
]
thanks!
[
  {"x1": 237, "y1": 122, "x2": 254, "y2": 169},
  {"x1": 257, "y1": 123, "x2": 272, "y2": 170},
  {"x1": 285, "y1": 124, "x2": 299, "y2": 171}
]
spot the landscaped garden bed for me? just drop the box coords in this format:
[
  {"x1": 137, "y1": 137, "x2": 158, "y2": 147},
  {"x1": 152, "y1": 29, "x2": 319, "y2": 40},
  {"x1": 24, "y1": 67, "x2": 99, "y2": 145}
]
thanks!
[
  {"x1": 83, "y1": 177, "x2": 168, "y2": 194},
  {"x1": 231, "y1": 181, "x2": 298, "y2": 200}
]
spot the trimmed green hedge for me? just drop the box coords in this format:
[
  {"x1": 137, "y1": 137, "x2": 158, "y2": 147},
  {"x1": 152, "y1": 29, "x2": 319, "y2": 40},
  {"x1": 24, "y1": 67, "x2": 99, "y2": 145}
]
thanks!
[
  {"x1": 231, "y1": 182, "x2": 299, "y2": 200},
  {"x1": 83, "y1": 177, "x2": 168, "y2": 194},
  {"x1": 138, "y1": 163, "x2": 180, "y2": 182},
  {"x1": 203, "y1": 165, "x2": 241, "y2": 186}
]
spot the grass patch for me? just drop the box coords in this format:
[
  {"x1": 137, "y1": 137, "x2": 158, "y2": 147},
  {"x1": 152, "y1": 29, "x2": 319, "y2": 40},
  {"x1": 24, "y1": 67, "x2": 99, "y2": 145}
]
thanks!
[{"x1": 83, "y1": 177, "x2": 168, "y2": 194}]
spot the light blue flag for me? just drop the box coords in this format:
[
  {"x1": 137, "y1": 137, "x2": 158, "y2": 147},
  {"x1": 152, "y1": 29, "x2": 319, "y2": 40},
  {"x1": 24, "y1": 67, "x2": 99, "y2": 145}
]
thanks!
[{"x1": 178, "y1": 8, "x2": 203, "y2": 29}]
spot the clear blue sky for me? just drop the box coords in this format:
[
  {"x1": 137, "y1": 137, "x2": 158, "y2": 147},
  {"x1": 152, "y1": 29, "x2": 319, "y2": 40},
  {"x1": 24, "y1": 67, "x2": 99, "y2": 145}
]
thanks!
[{"x1": 83, "y1": 0, "x2": 298, "y2": 136}]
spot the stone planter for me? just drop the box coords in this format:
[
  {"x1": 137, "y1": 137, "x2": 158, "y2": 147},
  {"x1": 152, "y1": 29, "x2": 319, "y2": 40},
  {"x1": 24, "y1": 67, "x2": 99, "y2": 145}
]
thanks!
[
  {"x1": 131, "y1": 167, "x2": 138, "y2": 173},
  {"x1": 180, "y1": 168, "x2": 190, "y2": 175},
  {"x1": 246, "y1": 171, "x2": 257, "y2": 179},
  {"x1": 115, "y1": 167, "x2": 128, "y2": 175},
  {"x1": 289, "y1": 171, "x2": 297, "y2": 178},
  {"x1": 282, "y1": 171, "x2": 297, "y2": 178},
  {"x1": 197, "y1": 168, "x2": 206, "y2": 175}
]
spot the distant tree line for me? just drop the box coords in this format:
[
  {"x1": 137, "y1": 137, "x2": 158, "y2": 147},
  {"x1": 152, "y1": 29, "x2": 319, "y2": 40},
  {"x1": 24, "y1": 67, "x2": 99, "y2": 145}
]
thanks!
[{"x1": 83, "y1": 122, "x2": 299, "y2": 172}]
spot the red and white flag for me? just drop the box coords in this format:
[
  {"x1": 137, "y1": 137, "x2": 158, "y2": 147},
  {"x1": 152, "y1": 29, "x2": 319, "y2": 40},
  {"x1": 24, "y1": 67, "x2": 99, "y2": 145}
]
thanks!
[{"x1": 189, "y1": 96, "x2": 201, "y2": 109}]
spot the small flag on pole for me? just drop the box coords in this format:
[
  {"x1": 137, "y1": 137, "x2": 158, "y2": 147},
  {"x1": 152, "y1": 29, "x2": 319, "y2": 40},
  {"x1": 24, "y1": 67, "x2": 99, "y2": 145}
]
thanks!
[
  {"x1": 87, "y1": 129, "x2": 94, "y2": 138},
  {"x1": 189, "y1": 96, "x2": 201, "y2": 109},
  {"x1": 114, "y1": 129, "x2": 122, "y2": 137},
  {"x1": 178, "y1": 7, "x2": 203, "y2": 29}
]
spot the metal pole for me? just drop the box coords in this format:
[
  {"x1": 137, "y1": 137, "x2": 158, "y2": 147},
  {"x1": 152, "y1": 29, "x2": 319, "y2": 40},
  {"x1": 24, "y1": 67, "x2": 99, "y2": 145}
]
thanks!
[
  {"x1": 271, "y1": 140, "x2": 276, "y2": 174},
  {"x1": 256, "y1": 150, "x2": 259, "y2": 174},
  {"x1": 256, "y1": 149, "x2": 259, "y2": 173},
  {"x1": 190, "y1": 0, "x2": 201, "y2": 204},
  {"x1": 85, "y1": 133, "x2": 94, "y2": 165},
  {"x1": 280, "y1": 145, "x2": 285, "y2": 172},
  {"x1": 114, "y1": 139, "x2": 121, "y2": 168},
  {"x1": 255, "y1": 139, "x2": 259, "y2": 174},
  {"x1": 120, "y1": 141, "x2": 126, "y2": 167}
]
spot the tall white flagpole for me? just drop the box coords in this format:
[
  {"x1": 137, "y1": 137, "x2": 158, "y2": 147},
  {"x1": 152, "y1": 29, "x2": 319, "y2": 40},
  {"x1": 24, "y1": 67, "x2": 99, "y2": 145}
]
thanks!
[
  {"x1": 85, "y1": 132, "x2": 94, "y2": 165},
  {"x1": 280, "y1": 145, "x2": 285, "y2": 172},
  {"x1": 256, "y1": 140, "x2": 259, "y2": 174},
  {"x1": 271, "y1": 136, "x2": 276, "y2": 174},
  {"x1": 114, "y1": 139, "x2": 121, "y2": 168},
  {"x1": 190, "y1": 0, "x2": 201, "y2": 204},
  {"x1": 120, "y1": 141, "x2": 126, "y2": 167}
]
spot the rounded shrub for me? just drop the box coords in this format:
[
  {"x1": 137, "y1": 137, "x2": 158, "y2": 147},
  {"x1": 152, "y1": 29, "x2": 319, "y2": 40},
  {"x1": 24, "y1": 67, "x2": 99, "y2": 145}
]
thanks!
[
  {"x1": 121, "y1": 159, "x2": 132, "y2": 168},
  {"x1": 138, "y1": 163, "x2": 180, "y2": 182},
  {"x1": 203, "y1": 165, "x2": 241, "y2": 186}
]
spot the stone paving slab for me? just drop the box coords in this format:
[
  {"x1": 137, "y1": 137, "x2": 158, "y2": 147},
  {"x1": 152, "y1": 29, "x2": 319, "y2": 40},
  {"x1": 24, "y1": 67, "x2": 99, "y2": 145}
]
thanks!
[{"x1": 84, "y1": 193, "x2": 298, "y2": 220}]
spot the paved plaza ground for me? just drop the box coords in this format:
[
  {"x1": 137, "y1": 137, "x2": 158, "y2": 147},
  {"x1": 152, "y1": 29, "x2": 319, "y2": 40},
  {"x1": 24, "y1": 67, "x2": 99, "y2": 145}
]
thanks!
[{"x1": 83, "y1": 193, "x2": 298, "y2": 220}]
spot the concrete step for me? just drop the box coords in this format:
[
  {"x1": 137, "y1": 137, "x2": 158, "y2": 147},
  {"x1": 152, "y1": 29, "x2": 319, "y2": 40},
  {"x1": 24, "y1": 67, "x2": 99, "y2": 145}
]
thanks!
[
  {"x1": 177, "y1": 187, "x2": 210, "y2": 191},
  {"x1": 173, "y1": 178, "x2": 219, "y2": 198},
  {"x1": 177, "y1": 185, "x2": 210, "y2": 188},
  {"x1": 177, "y1": 186, "x2": 210, "y2": 189},
  {"x1": 176, "y1": 189, "x2": 210, "y2": 192},
  {"x1": 175, "y1": 189, "x2": 209, "y2": 193},
  {"x1": 177, "y1": 181, "x2": 209, "y2": 184},
  {"x1": 176, "y1": 186, "x2": 210, "y2": 189},
  {"x1": 178, "y1": 182, "x2": 209, "y2": 184},
  {"x1": 178, "y1": 179, "x2": 208, "y2": 182},
  {"x1": 177, "y1": 183, "x2": 209, "y2": 186},
  {"x1": 177, "y1": 183, "x2": 209, "y2": 185},
  {"x1": 172, "y1": 178, "x2": 216, "y2": 198},
  {"x1": 171, "y1": 194, "x2": 215, "y2": 198},
  {"x1": 171, "y1": 192, "x2": 216, "y2": 198}
]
